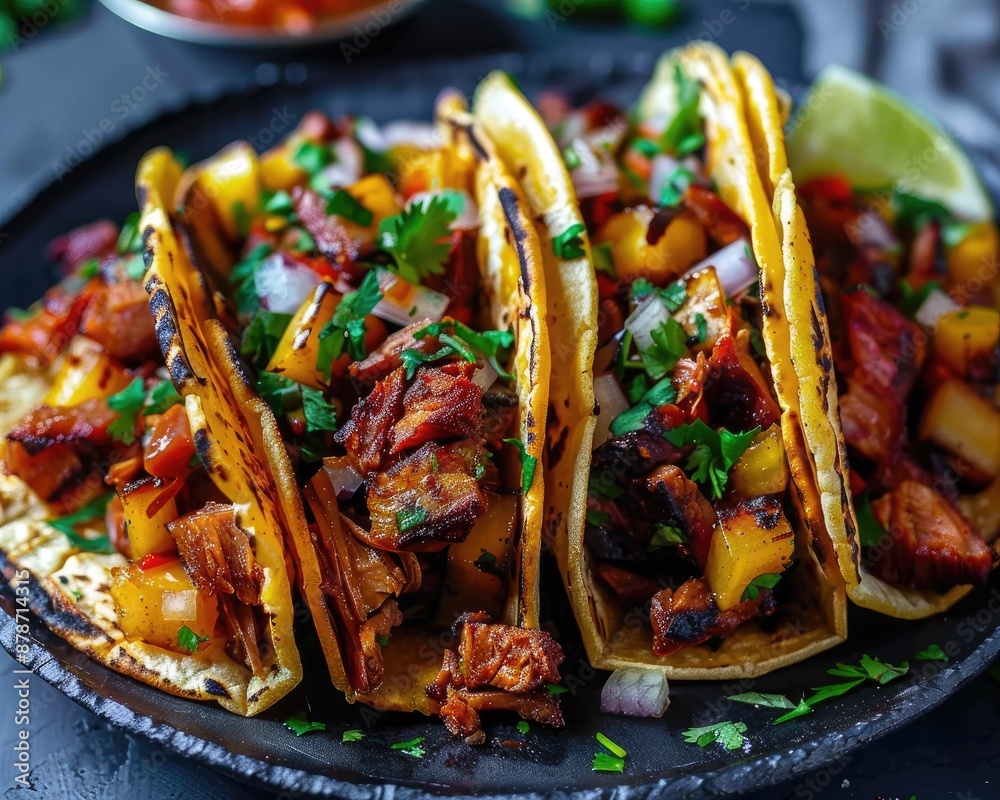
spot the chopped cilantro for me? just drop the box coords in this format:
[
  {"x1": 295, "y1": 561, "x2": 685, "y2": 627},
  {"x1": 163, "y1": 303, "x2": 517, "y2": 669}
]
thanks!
[
  {"x1": 327, "y1": 190, "x2": 374, "y2": 227},
  {"x1": 547, "y1": 684, "x2": 568, "y2": 695},
  {"x1": 640, "y1": 319, "x2": 688, "y2": 380},
  {"x1": 562, "y1": 146, "x2": 581, "y2": 170},
  {"x1": 773, "y1": 699, "x2": 813, "y2": 725},
  {"x1": 660, "y1": 64, "x2": 704, "y2": 157},
  {"x1": 801, "y1": 678, "x2": 865, "y2": 707},
  {"x1": 301, "y1": 386, "x2": 337, "y2": 433},
  {"x1": 400, "y1": 346, "x2": 456, "y2": 379},
  {"x1": 263, "y1": 189, "x2": 295, "y2": 217},
  {"x1": 693, "y1": 312, "x2": 708, "y2": 343},
  {"x1": 145, "y1": 381, "x2": 183, "y2": 415},
  {"x1": 890, "y1": 189, "x2": 952, "y2": 229},
  {"x1": 68, "y1": 587, "x2": 83, "y2": 602},
  {"x1": 516, "y1": 720, "x2": 530, "y2": 735},
  {"x1": 106, "y1": 378, "x2": 146, "y2": 445},
  {"x1": 283, "y1": 711, "x2": 327, "y2": 736},
  {"x1": 230, "y1": 243, "x2": 273, "y2": 314},
  {"x1": 915, "y1": 644, "x2": 948, "y2": 662},
  {"x1": 664, "y1": 421, "x2": 759, "y2": 500},
  {"x1": 379, "y1": 193, "x2": 459, "y2": 284},
  {"x1": 241, "y1": 310, "x2": 293, "y2": 368},
  {"x1": 396, "y1": 506, "x2": 428, "y2": 533},
  {"x1": 342, "y1": 729, "x2": 365, "y2": 743},
  {"x1": 47, "y1": 494, "x2": 114, "y2": 553},
  {"x1": 681, "y1": 720, "x2": 746, "y2": 751},
  {"x1": 592, "y1": 242, "x2": 616, "y2": 276},
  {"x1": 726, "y1": 692, "x2": 795, "y2": 709},
  {"x1": 658, "y1": 166, "x2": 696, "y2": 207},
  {"x1": 659, "y1": 281, "x2": 688, "y2": 312},
  {"x1": 124, "y1": 253, "x2": 146, "y2": 281},
  {"x1": 592, "y1": 753, "x2": 625, "y2": 773},
  {"x1": 631, "y1": 138, "x2": 660, "y2": 158},
  {"x1": 78, "y1": 258, "x2": 101, "y2": 279},
  {"x1": 257, "y1": 372, "x2": 301, "y2": 418},
  {"x1": 827, "y1": 655, "x2": 909, "y2": 685},
  {"x1": 390, "y1": 736, "x2": 426, "y2": 758},
  {"x1": 414, "y1": 320, "x2": 514, "y2": 380},
  {"x1": 317, "y1": 270, "x2": 383, "y2": 376},
  {"x1": 117, "y1": 212, "x2": 143, "y2": 255},
  {"x1": 503, "y1": 437, "x2": 538, "y2": 495},
  {"x1": 293, "y1": 140, "x2": 334, "y2": 174},
  {"x1": 552, "y1": 222, "x2": 587, "y2": 259},
  {"x1": 855, "y1": 491, "x2": 888, "y2": 550},
  {"x1": 741, "y1": 572, "x2": 782, "y2": 602},
  {"x1": 898, "y1": 279, "x2": 942, "y2": 320},
  {"x1": 177, "y1": 625, "x2": 210, "y2": 654},
  {"x1": 231, "y1": 201, "x2": 251, "y2": 238},
  {"x1": 649, "y1": 523, "x2": 687, "y2": 548},
  {"x1": 609, "y1": 404, "x2": 652, "y2": 437},
  {"x1": 586, "y1": 509, "x2": 611, "y2": 526}
]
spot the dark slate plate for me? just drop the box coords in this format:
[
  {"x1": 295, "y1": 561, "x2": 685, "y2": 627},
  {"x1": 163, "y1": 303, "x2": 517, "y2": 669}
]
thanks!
[{"x1": 0, "y1": 52, "x2": 998, "y2": 800}]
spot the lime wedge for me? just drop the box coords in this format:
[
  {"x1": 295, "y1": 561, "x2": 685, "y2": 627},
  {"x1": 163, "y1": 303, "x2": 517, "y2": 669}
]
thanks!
[{"x1": 786, "y1": 65, "x2": 993, "y2": 221}]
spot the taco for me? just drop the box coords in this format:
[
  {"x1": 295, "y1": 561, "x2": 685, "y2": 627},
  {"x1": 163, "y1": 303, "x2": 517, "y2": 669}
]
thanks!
[
  {"x1": 737, "y1": 61, "x2": 998, "y2": 618},
  {"x1": 0, "y1": 182, "x2": 302, "y2": 715},
  {"x1": 141, "y1": 95, "x2": 565, "y2": 739},
  {"x1": 474, "y1": 43, "x2": 847, "y2": 678}
]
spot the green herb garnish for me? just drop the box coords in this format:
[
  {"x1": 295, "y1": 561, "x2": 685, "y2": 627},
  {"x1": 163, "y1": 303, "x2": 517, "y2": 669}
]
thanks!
[
  {"x1": 106, "y1": 378, "x2": 146, "y2": 445},
  {"x1": 177, "y1": 625, "x2": 210, "y2": 654},
  {"x1": 552, "y1": 222, "x2": 587, "y2": 259},
  {"x1": 283, "y1": 711, "x2": 327, "y2": 736}
]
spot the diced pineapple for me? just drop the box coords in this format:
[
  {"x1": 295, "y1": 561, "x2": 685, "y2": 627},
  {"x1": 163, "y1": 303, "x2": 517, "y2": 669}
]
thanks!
[
  {"x1": 435, "y1": 493, "x2": 517, "y2": 626},
  {"x1": 346, "y1": 174, "x2": 402, "y2": 229},
  {"x1": 919, "y1": 378, "x2": 1000, "y2": 478},
  {"x1": 705, "y1": 498, "x2": 794, "y2": 610},
  {"x1": 729, "y1": 425, "x2": 790, "y2": 497},
  {"x1": 957, "y1": 478, "x2": 1000, "y2": 543},
  {"x1": 260, "y1": 146, "x2": 305, "y2": 192},
  {"x1": 266, "y1": 282, "x2": 341, "y2": 390},
  {"x1": 120, "y1": 479, "x2": 179, "y2": 561},
  {"x1": 946, "y1": 221, "x2": 999, "y2": 290},
  {"x1": 187, "y1": 144, "x2": 261, "y2": 241},
  {"x1": 933, "y1": 307, "x2": 999, "y2": 379},
  {"x1": 44, "y1": 336, "x2": 132, "y2": 407},
  {"x1": 647, "y1": 211, "x2": 708, "y2": 281},
  {"x1": 110, "y1": 560, "x2": 218, "y2": 652}
]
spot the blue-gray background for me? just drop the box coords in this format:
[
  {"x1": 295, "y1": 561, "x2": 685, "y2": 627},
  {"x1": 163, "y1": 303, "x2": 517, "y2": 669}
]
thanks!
[{"x1": 1, "y1": 1, "x2": 999, "y2": 797}]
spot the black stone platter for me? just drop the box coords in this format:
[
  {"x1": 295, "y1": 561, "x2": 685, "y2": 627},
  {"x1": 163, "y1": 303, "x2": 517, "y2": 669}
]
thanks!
[{"x1": 0, "y1": 52, "x2": 998, "y2": 800}]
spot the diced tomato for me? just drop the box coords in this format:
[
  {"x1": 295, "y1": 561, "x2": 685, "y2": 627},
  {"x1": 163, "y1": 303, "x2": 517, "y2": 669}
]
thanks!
[
  {"x1": 143, "y1": 404, "x2": 195, "y2": 481},
  {"x1": 621, "y1": 147, "x2": 652, "y2": 183},
  {"x1": 0, "y1": 282, "x2": 98, "y2": 367},
  {"x1": 595, "y1": 272, "x2": 620, "y2": 301},
  {"x1": 849, "y1": 468, "x2": 867, "y2": 497},
  {"x1": 137, "y1": 552, "x2": 178, "y2": 571},
  {"x1": 80, "y1": 279, "x2": 158, "y2": 361}
]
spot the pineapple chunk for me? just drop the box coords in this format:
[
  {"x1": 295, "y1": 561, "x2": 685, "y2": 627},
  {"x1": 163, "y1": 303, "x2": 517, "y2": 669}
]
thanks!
[
  {"x1": 266, "y1": 282, "x2": 341, "y2": 390},
  {"x1": 346, "y1": 173, "x2": 402, "y2": 229},
  {"x1": 947, "y1": 222, "x2": 999, "y2": 290},
  {"x1": 729, "y1": 425, "x2": 790, "y2": 497},
  {"x1": 110, "y1": 560, "x2": 218, "y2": 652},
  {"x1": 934, "y1": 307, "x2": 999, "y2": 379},
  {"x1": 919, "y1": 378, "x2": 1000, "y2": 478},
  {"x1": 44, "y1": 336, "x2": 131, "y2": 407},
  {"x1": 120, "y1": 479, "x2": 178, "y2": 561},
  {"x1": 705, "y1": 497, "x2": 794, "y2": 611}
]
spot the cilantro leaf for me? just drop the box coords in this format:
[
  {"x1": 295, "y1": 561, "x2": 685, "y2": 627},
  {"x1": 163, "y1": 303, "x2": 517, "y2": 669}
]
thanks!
[
  {"x1": 342, "y1": 729, "x2": 365, "y2": 743},
  {"x1": 230, "y1": 243, "x2": 272, "y2": 314},
  {"x1": 726, "y1": 692, "x2": 796, "y2": 709},
  {"x1": 855, "y1": 491, "x2": 888, "y2": 550},
  {"x1": 327, "y1": 190, "x2": 374, "y2": 227},
  {"x1": 586, "y1": 509, "x2": 611, "y2": 526},
  {"x1": 379, "y1": 194, "x2": 458, "y2": 284},
  {"x1": 78, "y1": 258, "x2": 101, "y2": 279},
  {"x1": 915, "y1": 644, "x2": 948, "y2": 662},
  {"x1": 396, "y1": 505, "x2": 428, "y2": 533},
  {"x1": 390, "y1": 736, "x2": 426, "y2": 757},
  {"x1": 547, "y1": 684, "x2": 568, "y2": 695},
  {"x1": 658, "y1": 166, "x2": 696, "y2": 207},
  {"x1": 741, "y1": 572, "x2": 782, "y2": 602},
  {"x1": 629, "y1": 278, "x2": 687, "y2": 310},
  {"x1": 106, "y1": 378, "x2": 146, "y2": 445},
  {"x1": 693, "y1": 312, "x2": 708, "y2": 344},
  {"x1": 241, "y1": 310, "x2": 293, "y2": 368},
  {"x1": 301, "y1": 386, "x2": 337, "y2": 433},
  {"x1": 117, "y1": 212, "x2": 144, "y2": 255},
  {"x1": 145, "y1": 380, "x2": 183, "y2": 415},
  {"x1": 503, "y1": 437, "x2": 538, "y2": 495},
  {"x1": 664, "y1": 420, "x2": 760, "y2": 500},
  {"x1": 263, "y1": 189, "x2": 295, "y2": 217},
  {"x1": 257, "y1": 372, "x2": 301, "y2": 418},
  {"x1": 47, "y1": 494, "x2": 114, "y2": 553},
  {"x1": 899, "y1": 279, "x2": 943, "y2": 319},
  {"x1": 649, "y1": 523, "x2": 687, "y2": 549},
  {"x1": 802, "y1": 678, "x2": 865, "y2": 707},
  {"x1": 660, "y1": 64, "x2": 704, "y2": 157},
  {"x1": 283, "y1": 711, "x2": 327, "y2": 736},
  {"x1": 293, "y1": 141, "x2": 334, "y2": 174},
  {"x1": 890, "y1": 189, "x2": 952, "y2": 229},
  {"x1": 859, "y1": 654, "x2": 909, "y2": 684},
  {"x1": 124, "y1": 253, "x2": 147, "y2": 281},
  {"x1": 552, "y1": 223, "x2": 587, "y2": 259},
  {"x1": 592, "y1": 242, "x2": 615, "y2": 276},
  {"x1": 773, "y1": 699, "x2": 813, "y2": 725},
  {"x1": 415, "y1": 320, "x2": 514, "y2": 381},
  {"x1": 640, "y1": 318, "x2": 688, "y2": 380},
  {"x1": 516, "y1": 720, "x2": 530, "y2": 735},
  {"x1": 317, "y1": 270, "x2": 382, "y2": 376},
  {"x1": 177, "y1": 625, "x2": 210, "y2": 654},
  {"x1": 400, "y1": 346, "x2": 457, "y2": 379},
  {"x1": 681, "y1": 721, "x2": 747, "y2": 751}
]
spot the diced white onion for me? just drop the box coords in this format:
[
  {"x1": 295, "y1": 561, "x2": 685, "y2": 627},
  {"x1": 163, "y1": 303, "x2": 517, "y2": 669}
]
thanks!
[
  {"x1": 647, "y1": 154, "x2": 681, "y2": 206},
  {"x1": 601, "y1": 667, "x2": 670, "y2": 718},
  {"x1": 471, "y1": 359, "x2": 499, "y2": 391},
  {"x1": 568, "y1": 138, "x2": 620, "y2": 199},
  {"x1": 624, "y1": 295, "x2": 671, "y2": 352},
  {"x1": 356, "y1": 118, "x2": 441, "y2": 153},
  {"x1": 371, "y1": 267, "x2": 449, "y2": 327},
  {"x1": 316, "y1": 136, "x2": 364, "y2": 190},
  {"x1": 680, "y1": 155, "x2": 708, "y2": 186},
  {"x1": 593, "y1": 374, "x2": 631, "y2": 448},
  {"x1": 322, "y1": 459, "x2": 364, "y2": 500},
  {"x1": 554, "y1": 109, "x2": 587, "y2": 148},
  {"x1": 407, "y1": 190, "x2": 479, "y2": 231},
  {"x1": 255, "y1": 251, "x2": 322, "y2": 314},
  {"x1": 915, "y1": 288, "x2": 961, "y2": 329},
  {"x1": 849, "y1": 210, "x2": 899, "y2": 252},
  {"x1": 161, "y1": 590, "x2": 197, "y2": 621},
  {"x1": 685, "y1": 238, "x2": 758, "y2": 298}
]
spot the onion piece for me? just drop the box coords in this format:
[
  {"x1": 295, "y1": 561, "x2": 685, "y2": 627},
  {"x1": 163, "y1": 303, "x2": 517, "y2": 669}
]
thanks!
[
  {"x1": 624, "y1": 295, "x2": 671, "y2": 352},
  {"x1": 356, "y1": 118, "x2": 441, "y2": 153},
  {"x1": 647, "y1": 154, "x2": 681, "y2": 206},
  {"x1": 322, "y1": 457, "x2": 364, "y2": 500},
  {"x1": 593, "y1": 374, "x2": 631, "y2": 448},
  {"x1": 568, "y1": 139, "x2": 619, "y2": 199},
  {"x1": 600, "y1": 667, "x2": 670, "y2": 718},
  {"x1": 685, "y1": 238, "x2": 757, "y2": 298},
  {"x1": 915, "y1": 288, "x2": 961, "y2": 328},
  {"x1": 315, "y1": 136, "x2": 364, "y2": 190},
  {"x1": 161, "y1": 589, "x2": 198, "y2": 621},
  {"x1": 407, "y1": 190, "x2": 479, "y2": 231},
  {"x1": 848, "y1": 210, "x2": 899, "y2": 251},
  {"x1": 471, "y1": 359, "x2": 499, "y2": 392},
  {"x1": 254, "y1": 251, "x2": 323, "y2": 314},
  {"x1": 371, "y1": 267, "x2": 449, "y2": 327}
]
